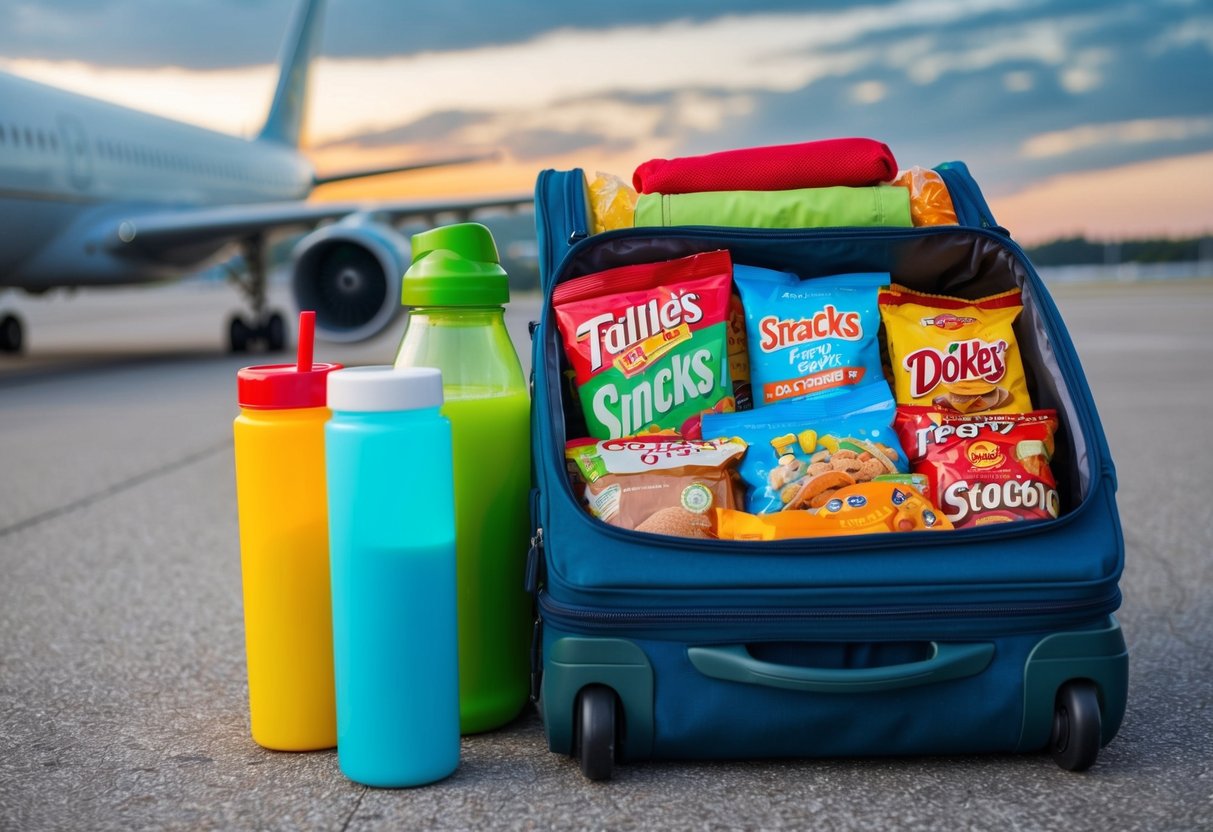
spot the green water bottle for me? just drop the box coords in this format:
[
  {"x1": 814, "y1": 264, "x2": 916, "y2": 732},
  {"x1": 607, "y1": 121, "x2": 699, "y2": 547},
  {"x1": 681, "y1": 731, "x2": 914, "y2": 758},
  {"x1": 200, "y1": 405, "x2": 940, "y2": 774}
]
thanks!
[{"x1": 394, "y1": 222, "x2": 531, "y2": 734}]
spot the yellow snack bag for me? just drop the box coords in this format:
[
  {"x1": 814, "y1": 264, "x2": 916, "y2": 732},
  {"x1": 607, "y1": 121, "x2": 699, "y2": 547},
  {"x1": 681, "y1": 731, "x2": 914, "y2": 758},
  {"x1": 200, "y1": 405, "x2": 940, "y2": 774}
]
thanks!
[
  {"x1": 879, "y1": 286, "x2": 1032, "y2": 414},
  {"x1": 588, "y1": 171, "x2": 638, "y2": 234}
]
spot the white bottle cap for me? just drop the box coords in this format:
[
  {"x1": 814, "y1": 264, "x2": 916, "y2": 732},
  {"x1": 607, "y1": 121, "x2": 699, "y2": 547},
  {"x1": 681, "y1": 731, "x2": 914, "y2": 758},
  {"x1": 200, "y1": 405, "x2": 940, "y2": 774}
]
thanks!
[{"x1": 326, "y1": 366, "x2": 444, "y2": 412}]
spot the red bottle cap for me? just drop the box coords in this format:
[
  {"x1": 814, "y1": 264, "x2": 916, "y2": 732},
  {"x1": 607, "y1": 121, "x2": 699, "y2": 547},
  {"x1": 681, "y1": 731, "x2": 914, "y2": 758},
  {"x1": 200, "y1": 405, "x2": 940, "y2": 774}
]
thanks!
[{"x1": 237, "y1": 311, "x2": 342, "y2": 409}]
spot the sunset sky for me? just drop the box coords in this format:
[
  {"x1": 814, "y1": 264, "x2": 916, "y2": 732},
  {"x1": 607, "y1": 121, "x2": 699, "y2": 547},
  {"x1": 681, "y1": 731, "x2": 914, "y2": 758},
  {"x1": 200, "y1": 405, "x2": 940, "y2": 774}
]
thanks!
[{"x1": 2, "y1": 0, "x2": 1211, "y2": 244}]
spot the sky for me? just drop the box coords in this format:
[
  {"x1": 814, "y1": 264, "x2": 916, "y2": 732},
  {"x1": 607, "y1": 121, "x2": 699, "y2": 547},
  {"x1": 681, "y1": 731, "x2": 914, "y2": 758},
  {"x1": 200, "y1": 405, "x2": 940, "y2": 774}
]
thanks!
[{"x1": 2, "y1": 0, "x2": 1211, "y2": 244}]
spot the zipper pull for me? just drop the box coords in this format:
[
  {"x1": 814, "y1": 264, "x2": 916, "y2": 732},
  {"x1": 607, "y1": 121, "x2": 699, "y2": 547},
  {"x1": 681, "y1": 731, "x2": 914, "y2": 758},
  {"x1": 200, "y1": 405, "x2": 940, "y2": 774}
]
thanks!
[{"x1": 524, "y1": 527, "x2": 545, "y2": 595}]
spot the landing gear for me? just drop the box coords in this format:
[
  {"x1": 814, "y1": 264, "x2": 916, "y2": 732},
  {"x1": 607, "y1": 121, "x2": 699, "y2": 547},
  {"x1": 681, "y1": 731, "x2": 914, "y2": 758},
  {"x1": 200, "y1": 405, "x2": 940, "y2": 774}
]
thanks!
[
  {"x1": 0, "y1": 313, "x2": 23, "y2": 354},
  {"x1": 226, "y1": 236, "x2": 288, "y2": 354},
  {"x1": 228, "y1": 311, "x2": 286, "y2": 353}
]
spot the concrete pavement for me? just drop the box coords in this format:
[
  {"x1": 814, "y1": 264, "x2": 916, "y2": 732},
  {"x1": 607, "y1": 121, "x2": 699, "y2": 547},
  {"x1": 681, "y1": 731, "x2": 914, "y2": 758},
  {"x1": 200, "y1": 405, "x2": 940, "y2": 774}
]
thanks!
[{"x1": 1, "y1": 278, "x2": 1210, "y2": 831}]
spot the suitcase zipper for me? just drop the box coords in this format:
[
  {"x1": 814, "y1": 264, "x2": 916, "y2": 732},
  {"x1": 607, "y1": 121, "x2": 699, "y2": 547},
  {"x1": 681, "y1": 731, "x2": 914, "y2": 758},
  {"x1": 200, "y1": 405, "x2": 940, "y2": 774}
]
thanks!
[
  {"x1": 535, "y1": 168, "x2": 590, "y2": 295},
  {"x1": 934, "y1": 162, "x2": 1009, "y2": 235},
  {"x1": 538, "y1": 588, "x2": 1121, "y2": 634}
]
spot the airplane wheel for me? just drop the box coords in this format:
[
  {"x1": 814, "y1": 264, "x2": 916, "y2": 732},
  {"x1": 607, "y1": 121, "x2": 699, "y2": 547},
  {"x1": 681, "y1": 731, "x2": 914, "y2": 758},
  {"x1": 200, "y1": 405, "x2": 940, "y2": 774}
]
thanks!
[
  {"x1": 0, "y1": 314, "x2": 24, "y2": 354},
  {"x1": 229, "y1": 316, "x2": 252, "y2": 353},
  {"x1": 264, "y1": 312, "x2": 287, "y2": 353}
]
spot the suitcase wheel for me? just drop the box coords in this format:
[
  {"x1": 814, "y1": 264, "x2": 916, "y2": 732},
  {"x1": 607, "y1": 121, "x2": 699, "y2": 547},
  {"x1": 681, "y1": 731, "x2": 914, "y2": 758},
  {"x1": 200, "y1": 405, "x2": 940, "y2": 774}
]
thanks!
[
  {"x1": 574, "y1": 685, "x2": 618, "y2": 782},
  {"x1": 1050, "y1": 679, "x2": 1102, "y2": 771}
]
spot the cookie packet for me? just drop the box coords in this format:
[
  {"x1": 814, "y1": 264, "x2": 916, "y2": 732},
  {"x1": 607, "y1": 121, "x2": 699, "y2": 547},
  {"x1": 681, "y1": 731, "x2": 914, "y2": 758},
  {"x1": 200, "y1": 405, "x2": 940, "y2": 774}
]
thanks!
[
  {"x1": 701, "y1": 382, "x2": 909, "y2": 515},
  {"x1": 565, "y1": 436, "x2": 747, "y2": 538}
]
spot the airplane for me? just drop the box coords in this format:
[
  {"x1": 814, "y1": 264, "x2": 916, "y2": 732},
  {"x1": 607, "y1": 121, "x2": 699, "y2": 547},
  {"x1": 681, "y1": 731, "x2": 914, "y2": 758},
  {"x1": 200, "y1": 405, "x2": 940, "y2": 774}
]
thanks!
[{"x1": 0, "y1": 0, "x2": 532, "y2": 355}]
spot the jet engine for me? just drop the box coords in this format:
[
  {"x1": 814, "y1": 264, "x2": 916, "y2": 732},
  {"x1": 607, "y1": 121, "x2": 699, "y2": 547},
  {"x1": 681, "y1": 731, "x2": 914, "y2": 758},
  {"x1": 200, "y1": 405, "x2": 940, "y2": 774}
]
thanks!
[{"x1": 291, "y1": 217, "x2": 409, "y2": 343}]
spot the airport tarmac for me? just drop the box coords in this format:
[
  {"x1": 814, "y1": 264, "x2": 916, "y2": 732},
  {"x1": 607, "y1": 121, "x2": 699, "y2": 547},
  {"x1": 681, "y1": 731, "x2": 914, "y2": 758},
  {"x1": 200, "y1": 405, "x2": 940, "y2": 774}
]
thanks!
[{"x1": 1, "y1": 278, "x2": 1211, "y2": 831}]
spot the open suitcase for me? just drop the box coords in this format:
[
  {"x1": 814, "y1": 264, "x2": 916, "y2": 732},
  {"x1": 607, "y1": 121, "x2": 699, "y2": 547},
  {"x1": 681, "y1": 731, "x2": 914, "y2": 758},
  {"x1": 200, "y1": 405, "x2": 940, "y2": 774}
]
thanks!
[{"x1": 525, "y1": 161, "x2": 1127, "y2": 781}]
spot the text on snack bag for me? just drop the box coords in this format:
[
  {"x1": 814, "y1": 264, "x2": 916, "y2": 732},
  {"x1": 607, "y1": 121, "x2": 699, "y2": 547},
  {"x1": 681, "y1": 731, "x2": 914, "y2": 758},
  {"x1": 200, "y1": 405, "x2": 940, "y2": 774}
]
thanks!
[
  {"x1": 592, "y1": 349, "x2": 716, "y2": 437},
  {"x1": 902, "y1": 338, "x2": 1008, "y2": 398},
  {"x1": 576, "y1": 292, "x2": 704, "y2": 373},
  {"x1": 757, "y1": 305, "x2": 862, "y2": 352},
  {"x1": 907, "y1": 419, "x2": 1016, "y2": 458},
  {"x1": 942, "y1": 479, "x2": 1060, "y2": 523}
]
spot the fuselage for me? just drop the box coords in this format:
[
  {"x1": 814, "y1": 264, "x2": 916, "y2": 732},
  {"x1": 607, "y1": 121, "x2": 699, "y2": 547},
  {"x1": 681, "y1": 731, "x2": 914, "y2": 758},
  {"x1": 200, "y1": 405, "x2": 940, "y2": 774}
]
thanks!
[{"x1": 0, "y1": 70, "x2": 315, "y2": 288}]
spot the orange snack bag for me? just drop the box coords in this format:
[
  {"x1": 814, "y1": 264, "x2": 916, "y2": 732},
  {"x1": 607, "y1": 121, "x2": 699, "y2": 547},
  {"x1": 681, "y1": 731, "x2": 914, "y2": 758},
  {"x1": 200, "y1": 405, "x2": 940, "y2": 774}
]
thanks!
[
  {"x1": 879, "y1": 286, "x2": 1032, "y2": 415},
  {"x1": 713, "y1": 481, "x2": 953, "y2": 541},
  {"x1": 892, "y1": 167, "x2": 958, "y2": 227}
]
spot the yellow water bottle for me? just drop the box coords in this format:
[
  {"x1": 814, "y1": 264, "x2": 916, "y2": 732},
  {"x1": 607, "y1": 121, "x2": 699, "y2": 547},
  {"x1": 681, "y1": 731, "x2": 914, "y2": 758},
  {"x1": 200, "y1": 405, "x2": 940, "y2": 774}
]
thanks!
[{"x1": 233, "y1": 311, "x2": 341, "y2": 751}]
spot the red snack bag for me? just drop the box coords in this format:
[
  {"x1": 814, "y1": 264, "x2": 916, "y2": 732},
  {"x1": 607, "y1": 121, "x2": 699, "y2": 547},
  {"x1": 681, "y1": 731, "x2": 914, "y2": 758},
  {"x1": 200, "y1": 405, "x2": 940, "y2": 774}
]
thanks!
[
  {"x1": 894, "y1": 407, "x2": 1061, "y2": 528},
  {"x1": 632, "y1": 138, "x2": 898, "y2": 195},
  {"x1": 553, "y1": 250, "x2": 734, "y2": 439}
]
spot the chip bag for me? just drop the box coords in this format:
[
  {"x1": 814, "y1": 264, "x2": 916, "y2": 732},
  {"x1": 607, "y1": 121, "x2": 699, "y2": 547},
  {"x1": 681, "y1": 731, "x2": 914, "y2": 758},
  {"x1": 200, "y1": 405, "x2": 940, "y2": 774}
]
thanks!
[
  {"x1": 879, "y1": 285, "x2": 1031, "y2": 414},
  {"x1": 735, "y1": 266, "x2": 888, "y2": 407},
  {"x1": 701, "y1": 383, "x2": 908, "y2": 514},
  {"x1": 554, "y1": 250, "x2": 735, "y2": 439},
  {"x1": 894, "y1": 406, "x2": 1061, "y2": 528},
  {"x1": 714, "y1": 481, "x2": 952, "y2": 541}
]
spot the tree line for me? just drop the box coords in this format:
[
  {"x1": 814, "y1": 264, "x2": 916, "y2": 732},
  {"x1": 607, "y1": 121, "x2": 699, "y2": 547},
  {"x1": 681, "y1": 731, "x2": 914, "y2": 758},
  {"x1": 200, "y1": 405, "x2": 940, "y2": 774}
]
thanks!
[{"x1": 1024, "y1": 235, "x2": 1213, "y2": 266}]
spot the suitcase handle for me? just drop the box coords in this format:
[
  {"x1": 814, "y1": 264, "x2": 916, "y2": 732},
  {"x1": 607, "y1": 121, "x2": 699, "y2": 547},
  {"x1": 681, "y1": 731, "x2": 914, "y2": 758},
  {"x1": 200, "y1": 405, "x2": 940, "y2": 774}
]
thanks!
[{"x1": 687, "y1": 642, "x2": 995, "y2": 693}]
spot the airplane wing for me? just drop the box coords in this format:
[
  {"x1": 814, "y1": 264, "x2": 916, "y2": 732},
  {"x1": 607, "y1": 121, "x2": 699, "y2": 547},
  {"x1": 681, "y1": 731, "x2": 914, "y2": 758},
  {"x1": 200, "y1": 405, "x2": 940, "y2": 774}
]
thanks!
[
  {"x1": 86, "y1": 191, "x2": 537, "y2": 347},
  {"x1": 102, "y1": 193, "x2": 533, "y2": 258}
]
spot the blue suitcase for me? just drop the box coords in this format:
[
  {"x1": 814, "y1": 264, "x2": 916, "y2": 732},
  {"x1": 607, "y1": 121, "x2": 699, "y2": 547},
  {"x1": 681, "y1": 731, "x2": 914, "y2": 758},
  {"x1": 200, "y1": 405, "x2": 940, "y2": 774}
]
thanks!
[{"x1": 526, "y1": 163, "x2": 1127, "y2": 781}]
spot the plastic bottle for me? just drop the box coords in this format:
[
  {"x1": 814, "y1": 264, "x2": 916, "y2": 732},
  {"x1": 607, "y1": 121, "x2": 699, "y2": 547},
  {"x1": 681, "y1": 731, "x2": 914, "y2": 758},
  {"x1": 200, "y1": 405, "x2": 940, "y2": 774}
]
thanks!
[
  {"x1": 232, "y1": 311, "x2": 340, "y2": 751},
  {"x1": 394, "y1": 222, "x2": 532, "y2": 734},
  {"x1": 325, "y1": 365, "x2": 460, "y2": 787}
]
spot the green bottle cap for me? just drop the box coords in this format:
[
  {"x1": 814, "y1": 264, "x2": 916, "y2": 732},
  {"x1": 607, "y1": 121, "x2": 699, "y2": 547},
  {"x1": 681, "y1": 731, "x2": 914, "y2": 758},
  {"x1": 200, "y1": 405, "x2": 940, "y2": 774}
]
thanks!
[{"x1": 401, "y1": 222, "x2": 510, "y2": 307}]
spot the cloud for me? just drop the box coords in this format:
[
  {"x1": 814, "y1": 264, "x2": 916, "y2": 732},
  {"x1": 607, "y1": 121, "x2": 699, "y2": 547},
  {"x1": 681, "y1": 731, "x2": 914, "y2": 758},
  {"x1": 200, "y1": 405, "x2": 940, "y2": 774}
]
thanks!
[
  {"x1": 318, "y1": 110, "x2": 495, "y2": 148},
  {"x1": 1021, "y1": 117, "x2": 1213, "y2": 159}
]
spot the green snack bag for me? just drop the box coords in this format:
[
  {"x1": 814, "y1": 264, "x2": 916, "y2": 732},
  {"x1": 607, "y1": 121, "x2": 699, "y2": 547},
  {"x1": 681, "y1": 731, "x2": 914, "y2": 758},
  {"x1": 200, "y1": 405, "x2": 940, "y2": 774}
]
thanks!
[{"x1": 553, "y1": 250, "x2": 735, "y2": 439}]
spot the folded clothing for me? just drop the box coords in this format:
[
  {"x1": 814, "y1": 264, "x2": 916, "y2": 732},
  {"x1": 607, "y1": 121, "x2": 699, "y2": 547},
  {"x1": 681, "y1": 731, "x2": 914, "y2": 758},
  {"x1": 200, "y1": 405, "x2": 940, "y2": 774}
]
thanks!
[
  {"x1": 634, "y1": 186, "x2": 912, "y2": 230},
  {"x1": 632, "y1": 138, "x2": 897, "y2": 195}
]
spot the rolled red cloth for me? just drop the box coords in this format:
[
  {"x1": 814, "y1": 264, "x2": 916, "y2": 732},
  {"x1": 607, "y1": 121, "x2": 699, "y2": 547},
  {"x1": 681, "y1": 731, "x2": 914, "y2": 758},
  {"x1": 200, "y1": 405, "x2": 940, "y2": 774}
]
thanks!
[{"x1": 632, "y1": 137, "x2": 898, "y2": 195}]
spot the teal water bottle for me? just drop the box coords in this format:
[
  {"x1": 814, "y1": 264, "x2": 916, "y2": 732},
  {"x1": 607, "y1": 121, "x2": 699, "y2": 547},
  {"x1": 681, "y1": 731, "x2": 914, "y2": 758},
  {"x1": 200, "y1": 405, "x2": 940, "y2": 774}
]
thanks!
[
  {"x1": 325, "y1": 366, "x2": 459, "y2": 788},
  {"x1": 395, "y1": 223, "x2": 531, "y2": 734}
]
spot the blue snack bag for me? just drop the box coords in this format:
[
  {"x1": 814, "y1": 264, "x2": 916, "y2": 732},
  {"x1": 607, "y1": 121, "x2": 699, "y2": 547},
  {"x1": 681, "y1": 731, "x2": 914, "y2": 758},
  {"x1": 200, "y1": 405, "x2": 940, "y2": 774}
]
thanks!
[
  {"x1": 701, "y1": 383, "x2": 910, "y2": 514},
  {"x1": 734, "y1": 265, "x2": 888, "y2": 408}
]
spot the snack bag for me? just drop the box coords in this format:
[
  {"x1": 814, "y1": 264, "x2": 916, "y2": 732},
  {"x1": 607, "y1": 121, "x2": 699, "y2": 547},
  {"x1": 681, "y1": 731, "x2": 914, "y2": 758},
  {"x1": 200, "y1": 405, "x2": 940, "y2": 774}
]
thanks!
[
  {"x1": 566, "y1": 436, "x2": 747, "y2": 538},
  {"x1": 894, "y1": 406, "x2": 1060, "y2": 528},
  {"x1": 879, "y1": 285, "x2": 1031, "y2": 414},
  {"x1": 891, "y1": 167, "x2": 958, "y2": 227},
  {"x1": 726, "y1": 290, "x2": 753, "y2": 411},
  {"x1": 587, "y1": 171, "x2": 638, "y2": 234},
  {"x1": 714, "y1": 481, "x2": 953, "y2": 541},
  {"x1": 554, "y1": 250, "x2": 735, "y2": 439},
  {"x1": 734, "y1": 266, "x2": 887, "y2": 407},
  {"x1": 702, "y1": 383, "x2": 908, "y2": 514}
]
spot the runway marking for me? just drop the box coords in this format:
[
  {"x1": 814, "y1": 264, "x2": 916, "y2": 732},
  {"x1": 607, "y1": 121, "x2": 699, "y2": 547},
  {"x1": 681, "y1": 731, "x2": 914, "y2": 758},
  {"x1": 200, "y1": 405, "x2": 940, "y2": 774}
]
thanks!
[{"x1": 0, "y1": 439, "x2": 231, "y2": 539}]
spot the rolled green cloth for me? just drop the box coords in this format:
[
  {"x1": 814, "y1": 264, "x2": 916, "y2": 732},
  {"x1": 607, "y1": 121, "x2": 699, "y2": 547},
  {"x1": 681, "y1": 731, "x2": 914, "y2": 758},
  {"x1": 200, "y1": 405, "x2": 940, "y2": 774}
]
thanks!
[{"x1": 633, "y1": 185, "x2": 913, "y2": 229}]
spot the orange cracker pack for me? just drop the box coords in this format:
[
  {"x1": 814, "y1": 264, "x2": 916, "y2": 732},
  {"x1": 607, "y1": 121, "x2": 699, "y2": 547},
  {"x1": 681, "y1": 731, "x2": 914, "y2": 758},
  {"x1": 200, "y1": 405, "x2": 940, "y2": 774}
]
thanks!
[
  {"x1": 714, "y1": 481, "x2": 953, "y2": 541},
  {"x1": 879, "y1": 285, "x2": 1031, "y2": 414}
]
